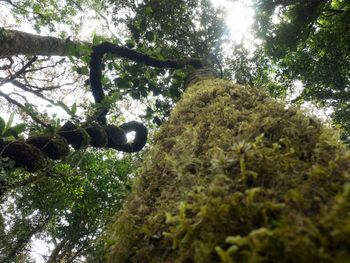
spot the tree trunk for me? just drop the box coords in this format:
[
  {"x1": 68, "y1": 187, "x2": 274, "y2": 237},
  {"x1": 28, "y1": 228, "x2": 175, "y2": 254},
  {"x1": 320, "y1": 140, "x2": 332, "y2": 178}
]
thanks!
[
  {"x1": 46, "y1": 237, "x2": 69, "y2": 263},
  {"x1": 0, "y1": 28, "x2": 87, "y2": 57},
  {"x1": 105, "y1": 78, "x2": 350, "y2": 262}
]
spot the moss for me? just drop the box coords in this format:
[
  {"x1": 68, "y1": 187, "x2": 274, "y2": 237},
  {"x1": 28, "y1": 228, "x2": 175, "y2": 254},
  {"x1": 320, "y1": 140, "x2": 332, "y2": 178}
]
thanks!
[
  {"x1": 58, "y1": 121, "x2": 90, "y2": 150},
  {"x1": 105, "y1": 79, "x2": 350, "y2": 262},
  {"x1": 85, "y1": 125, "x2": 108, "y2": 148},
  {"x1": 1, "y1": 141, "x2": 45, "y2": 172},
  {"x1": 26, "y1": 134, "x2": 70, "y2": 159},
  {"x1": 104, "y1": 125, "x2": 127, "y2": 148}
]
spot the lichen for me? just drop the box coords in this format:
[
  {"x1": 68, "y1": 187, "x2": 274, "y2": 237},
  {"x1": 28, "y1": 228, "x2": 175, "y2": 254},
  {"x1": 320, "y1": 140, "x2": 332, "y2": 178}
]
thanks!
[{"x1": 105, "y1": 79, "x2": 350, "y2": 263}]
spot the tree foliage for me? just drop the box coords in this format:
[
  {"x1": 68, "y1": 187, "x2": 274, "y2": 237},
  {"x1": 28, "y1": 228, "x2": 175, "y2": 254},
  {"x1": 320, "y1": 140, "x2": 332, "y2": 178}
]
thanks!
[
  {"x1": 1, "y1": 0, "x2": 349, "y2": 261},
  {"x1": 1, "y1": 150, "x2": 135, "y2": 262},
  {"x1": 103, "y1": 0, "x2": 228, "y2": 125},
  {"x1": 253, "y1": 0, "x2": 350, "y2": 140},
  {"x1": 0, "y1": 0, "x2": 228, "y2": 260}
]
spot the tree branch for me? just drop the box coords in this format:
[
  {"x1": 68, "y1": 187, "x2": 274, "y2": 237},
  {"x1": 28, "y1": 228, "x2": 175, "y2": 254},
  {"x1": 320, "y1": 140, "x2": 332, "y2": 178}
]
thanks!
[
  {"x1": 0, "y1": 90, "x2": 48, "y2": 127},
  {"x1": 0, "y1": 77, "x2": 59, "y2": 105},
  {"x1": 0, "y1": 56, "x2": 37, "y2": 86},
  {"x1": 89, "y1": 41, "x2": 204, "y2": 123}
]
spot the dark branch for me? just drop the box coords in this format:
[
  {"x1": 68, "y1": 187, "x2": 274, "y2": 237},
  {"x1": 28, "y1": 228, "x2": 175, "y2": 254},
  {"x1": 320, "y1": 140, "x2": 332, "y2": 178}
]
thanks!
[
  {"x1": 0, "y1": 56, "x2": 37, "y2": 86},
  {"x1": 327, "y1": 8, "x2": 345, "y2": 13},
  {"x1": 89, "y1": 42, "x2": 204, "y2": 124},
  {"x1": 113, "y1": 121, "x2": 148, "y2": 153},
  {"x1": 92, "y1": 42, "x2": 203, "y2": 70}
]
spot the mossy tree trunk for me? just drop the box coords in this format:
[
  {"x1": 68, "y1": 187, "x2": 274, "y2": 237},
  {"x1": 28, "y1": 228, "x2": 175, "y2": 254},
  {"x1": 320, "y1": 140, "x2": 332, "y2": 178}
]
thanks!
[
  {"x1": 0, "y1": 28, "x2": 86, "y2": 57},
  {"x1": 105, "y1": 78, "x2": 350, "y2": 263}
]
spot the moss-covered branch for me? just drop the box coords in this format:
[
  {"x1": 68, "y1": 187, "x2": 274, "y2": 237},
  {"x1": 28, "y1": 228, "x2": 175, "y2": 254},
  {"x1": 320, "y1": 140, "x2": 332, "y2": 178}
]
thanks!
[
  {"x1": 0, "y1": 28, "x2": 87, "y2": 58},
  {"x1": 0, "y1": 121, "x2": 147, "y2": 173}
]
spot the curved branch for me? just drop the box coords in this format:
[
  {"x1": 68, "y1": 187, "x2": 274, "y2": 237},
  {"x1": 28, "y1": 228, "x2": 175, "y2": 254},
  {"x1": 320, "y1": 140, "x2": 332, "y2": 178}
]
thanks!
[
  {"x1": 93, "y1": 42, "x2": 203, "y2": 69},
  {"x1": 89, "y1": 42, "x2": 204, "y2": 124},
  {"x1": 0, "y1": 120, "x2": 147, "y2": 177},
  {"x1": 113, "y1": 121, "x2": 148, "y2": 153},
  {"x1": 0, "y1": 56, "x2": 37, "y2": 86}
]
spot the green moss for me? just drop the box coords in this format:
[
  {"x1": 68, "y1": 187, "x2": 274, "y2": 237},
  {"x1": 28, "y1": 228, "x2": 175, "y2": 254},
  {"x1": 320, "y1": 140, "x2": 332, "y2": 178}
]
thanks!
[
  {"x1": 85, "y1": 125, "x2": 108, "y2": 147},
  {"x1": 105, "y1": 79, "x2": 350, "y2": 262},
  {"x1": 26, "y1": 134, "x2": 70, "y2": 159},
  {"x1": 58, "y1": 121, "x2": 90, "y2": 149},
  {"x1": 1, "y1": 141, "x2": 46, "y2": 172}
]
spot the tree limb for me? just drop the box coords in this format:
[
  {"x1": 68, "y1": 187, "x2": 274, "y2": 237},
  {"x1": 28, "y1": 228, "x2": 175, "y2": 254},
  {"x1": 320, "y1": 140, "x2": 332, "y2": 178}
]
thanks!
[
  {"x1": 0, "y1": 56, "x2": 37, "y2": 86},
  {"x1": 0, "y1": 90, "x2": 48, "y2": 127},
  {"x1": 89, "y1": 41, "x2": 204, "y2": 123}
]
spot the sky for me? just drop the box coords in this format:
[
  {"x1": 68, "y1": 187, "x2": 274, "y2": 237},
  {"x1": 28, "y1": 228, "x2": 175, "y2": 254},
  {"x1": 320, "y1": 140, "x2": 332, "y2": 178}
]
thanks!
[{"x1": 212, "y1": 0, "x2": 255, "y2": 44}]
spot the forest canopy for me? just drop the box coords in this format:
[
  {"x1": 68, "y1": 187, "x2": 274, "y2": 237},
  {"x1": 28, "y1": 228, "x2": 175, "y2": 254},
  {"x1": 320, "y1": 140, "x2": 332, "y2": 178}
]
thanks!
[{"x1": 0, "y1": 0, "x2": 349, "y2": 262}]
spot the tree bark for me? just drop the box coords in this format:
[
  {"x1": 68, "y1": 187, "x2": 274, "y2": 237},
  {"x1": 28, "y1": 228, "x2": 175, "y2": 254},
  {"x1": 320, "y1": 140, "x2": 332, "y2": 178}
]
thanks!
[
  {"x1": 0, "y1": 28, "x2": 87, "y2": 57},
  {"x1": 104, "y1": 78, "x2": 350, "y2": 262}
]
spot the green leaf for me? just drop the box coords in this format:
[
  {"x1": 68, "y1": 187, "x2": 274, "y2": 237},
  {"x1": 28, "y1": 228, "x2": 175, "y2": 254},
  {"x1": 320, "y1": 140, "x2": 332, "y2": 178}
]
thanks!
[
  {"x1": 71, "y1": 103, "x2": 77, "y2": 115},
  {"x1": 115, "y1": 77, "x2": 133, "y2": 89},
  {"x1": 76, "y1": 66, "x2": 89, "y2": 75},
  {"x1": 10, "y1": 123, "x2": 27, "y2": 135},
  {"x1": 125, "y1": 39, "x2": 136, "y2": 49},
  {"x1": 0, "y1": 117, "x2": 5, "y2": 136},
  {"x1": 145, "y1": 31, "x2": 155, "y2": 42},
  {"x1": 131, "y1": 91, "x2": 141, "y2": 100},
  {"x1": 2, "y1": 127, "x2": 18, "y2": 139},
  {"x1": 140, "y1": 87, "x2": 148, "y2": 97},
  {"x1": 55, "y1": 101, "x2": 72, "y2": 115},
  {"x1": 140, "y1": 20, "x2": 147, "y2": 31},
  {"x1": 81, "y1": 54, "x2": 90, "y2": 64},
  {"x1": 144, "y1": 70, "x2": 151, "y2": 79},
  {"x1": 66, "y1": 41, "x2": 78, "y2": 56},
  {"x1": 144, "y1": 6, "x2": 153, "y2": 14},
  {"x1": 169, "y1": 86, "x2": 180, "y2": 98},
  {"x1": 5, "y1": 113, "x2": 14, "y2": 131},
  {"x1": 2, "y1": 123, "x2": 26, "y2": 139},
  {"x1": 92, "y1": 34, "x2": 107, "y2": 45},
  {"x1": 150, "y1": 84, "x2": 161, "y2": 96},
  {"x1": 174, "y1": 69, "x2": 185, "y2": 78}
]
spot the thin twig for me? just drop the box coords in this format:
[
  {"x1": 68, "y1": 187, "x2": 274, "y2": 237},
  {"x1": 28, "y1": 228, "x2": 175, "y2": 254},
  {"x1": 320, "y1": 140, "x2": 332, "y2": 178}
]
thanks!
[
  {"x1": 0, "y1": 77, "x2": 54, "y2": 104},
  {"x1": 0, "y1": 89, "x2": 49, "y2": 127},
  {"x1": 0, "y1": 56, "x2": 37, "y2": 86}
]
